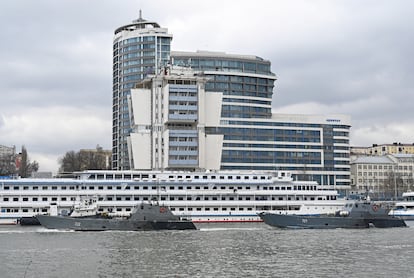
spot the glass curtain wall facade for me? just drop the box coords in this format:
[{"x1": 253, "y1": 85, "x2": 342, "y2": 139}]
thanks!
[
  {"x1": 171, "y1": 51, "x2": 350, "y2": 186},
  {"x1": 112, "y1": 14, "x2": 172, "y2": 169},
  {"x1": 172, "y1": 51, "x2": 274, "y2": 120}
]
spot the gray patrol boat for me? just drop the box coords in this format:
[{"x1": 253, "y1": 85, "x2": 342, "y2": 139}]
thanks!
[
  {"x1": 36, "y1": 202, "x2": 196, "y2": 231},
  {"x1": 259, "y1": 200, "x2": 406, "y2": 229}
]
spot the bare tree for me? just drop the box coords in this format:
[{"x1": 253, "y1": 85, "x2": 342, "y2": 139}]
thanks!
[
  {"x1": 18, "y1": 146, "x2": 39, "y2": 178},
  {"x1": 59, "y1": 150, "x2": 81, "y2": 173},
  {"x1": 0, "y1": 153, "x2": 17, "y2": 176},
  {"x1": 59, "y1": 146, "x2": 110, "y2": 173}
]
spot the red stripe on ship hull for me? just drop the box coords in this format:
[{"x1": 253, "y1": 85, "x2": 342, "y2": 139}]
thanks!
[{"x1": 192, "y1": 219, "x2": 263, "y2": 223}]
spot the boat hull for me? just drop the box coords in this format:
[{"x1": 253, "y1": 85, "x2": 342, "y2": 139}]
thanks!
[
  {"x1": 19, "y1": 216, "x2": 41, "y2": 226},
  {"x1": 259, "y1": 213, "x2": 406, "y2": 229},
  {"x1": 36, "y1": 215, "x2": 196, "y2": 231},
  {"x1": 259, "y1": 213, "x2": 369, "y2": 229}
]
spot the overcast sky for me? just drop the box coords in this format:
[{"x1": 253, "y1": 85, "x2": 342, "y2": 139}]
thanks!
[{"x1": 1, "y1": 0, "x2": 413, "y2": 173}]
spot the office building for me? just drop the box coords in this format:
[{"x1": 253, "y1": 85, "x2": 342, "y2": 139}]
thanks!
[{"x1": 351, "y1": 154, "x2": 414, "y2": 196}]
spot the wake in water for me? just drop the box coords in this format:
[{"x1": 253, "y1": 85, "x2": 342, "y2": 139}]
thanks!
[{"x1": 0, "y1": 226, "x2": 75, "y2": 234}]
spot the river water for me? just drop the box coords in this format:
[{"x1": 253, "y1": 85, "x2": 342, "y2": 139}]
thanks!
[{"x1": 1, "y1": 222, "x2": 413, "y2": 278}]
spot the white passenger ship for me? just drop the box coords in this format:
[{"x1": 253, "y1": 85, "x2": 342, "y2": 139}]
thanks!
[
  {"x1": 0, "y1": 170, "x2": 345, "y2": 225},
  {"x1": 388, "y1": 191, "x2": 414, "y2": 220}
]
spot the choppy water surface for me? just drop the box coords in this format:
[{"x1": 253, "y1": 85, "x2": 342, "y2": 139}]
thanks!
[{"x1": 1, "y1": 222, "x2": 413, "y2": 278}]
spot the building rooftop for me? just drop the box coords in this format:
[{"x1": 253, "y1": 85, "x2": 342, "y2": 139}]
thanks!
[
  {"x1": 114, "y1": 10, "x2": 161, "y2": 35},
  {"x1": 352, "y1": 156, "x2": 394, "y2": 164},
  {"x1": 171, "y1": 50, "x2": 266, "y2": 62}
]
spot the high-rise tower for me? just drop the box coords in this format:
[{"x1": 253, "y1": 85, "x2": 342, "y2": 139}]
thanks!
[{"x1": 112, "y1": 12, "x2": 172, "y2": 169}]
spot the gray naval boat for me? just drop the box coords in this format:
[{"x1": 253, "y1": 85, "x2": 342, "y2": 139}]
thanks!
[
  {"x1": 258, "y1": 200, "x2": 406, "y2": 229},
  {"x1": 36, "y1": 202, "x2": 196, "y2": 231}
]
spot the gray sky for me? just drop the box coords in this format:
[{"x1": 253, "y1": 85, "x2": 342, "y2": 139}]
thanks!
[{"x1": 1, "y1": 0, "x2": 413, "y2": 173}]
